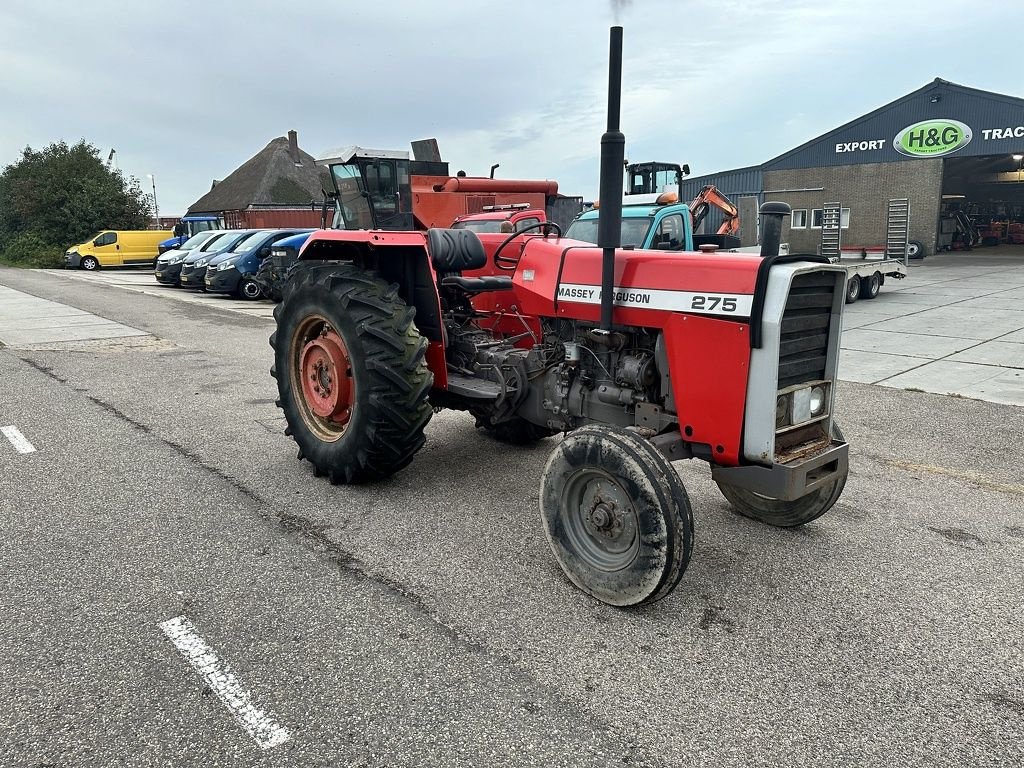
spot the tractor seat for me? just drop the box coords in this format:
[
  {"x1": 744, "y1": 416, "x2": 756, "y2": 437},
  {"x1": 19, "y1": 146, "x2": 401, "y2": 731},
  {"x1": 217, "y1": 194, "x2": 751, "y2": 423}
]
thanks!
[
  {"x1": 440, "y1": 275, "x2": 514, "y2": 293},
  {"x1": 428, "y1": 227, "x2": 487, "y2": 272}
]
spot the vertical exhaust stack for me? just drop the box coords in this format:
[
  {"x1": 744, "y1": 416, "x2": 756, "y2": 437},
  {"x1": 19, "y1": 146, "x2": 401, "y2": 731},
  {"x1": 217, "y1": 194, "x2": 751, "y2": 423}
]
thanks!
[
  {"x1": 759, "y1": 201, "x2": 792, "y2": 258},
  {"x1": 597, "y1": 26, "x2": 625, "y2": 332}
]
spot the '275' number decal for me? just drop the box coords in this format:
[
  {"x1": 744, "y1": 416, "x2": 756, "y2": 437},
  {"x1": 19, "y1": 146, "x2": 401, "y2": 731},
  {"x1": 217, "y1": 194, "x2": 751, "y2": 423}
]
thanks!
[{"x1": 691, "y1": 295, "x2": 738, "y2": 313}]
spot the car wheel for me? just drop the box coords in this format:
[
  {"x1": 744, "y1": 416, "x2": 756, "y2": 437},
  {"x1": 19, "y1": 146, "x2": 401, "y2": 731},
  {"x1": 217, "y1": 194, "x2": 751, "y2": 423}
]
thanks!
[
  {"x1": 81, "y1": 256, "x2": 99, "y2": 271},
  {"x1": 238, "y1": 278, "x2": 263, "y2": 301}
]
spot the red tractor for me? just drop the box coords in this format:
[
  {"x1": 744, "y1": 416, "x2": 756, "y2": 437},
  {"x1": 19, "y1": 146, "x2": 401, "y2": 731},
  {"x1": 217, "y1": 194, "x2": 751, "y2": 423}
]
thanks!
[{"x1": 271, "y1": 28, "x2": 850, "y2": 606}]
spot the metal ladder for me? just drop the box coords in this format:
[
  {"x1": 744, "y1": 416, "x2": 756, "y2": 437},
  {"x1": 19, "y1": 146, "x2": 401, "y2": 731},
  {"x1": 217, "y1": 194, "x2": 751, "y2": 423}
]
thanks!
[
  {"x1": 885, "y1": 198, "x2": 910, "y2": 265},
  {"x1": 820, "y1": 202, "x2": 842, "y2": 260}
]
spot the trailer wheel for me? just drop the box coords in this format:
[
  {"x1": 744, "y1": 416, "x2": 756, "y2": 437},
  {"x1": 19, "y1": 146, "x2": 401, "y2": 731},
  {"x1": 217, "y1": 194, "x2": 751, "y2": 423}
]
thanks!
[
  {"x1": 271, "y1": 263, "x2": 433, "y2": 483},
  {"x1": 716, "y1": 423, "x2": 847, "y2": 528},
  {"x1": 859, "y1": 272, "x2": 881, "y2": 300},
  {"x1": 845, "y1": 275, "x2": 861, "y2": 304},
  {"x1": 907, "y1": 240, "x2": 925, "y2": 260},
  {"x1": 540, "y1": 425, "x2": 694, "y2": 606}
]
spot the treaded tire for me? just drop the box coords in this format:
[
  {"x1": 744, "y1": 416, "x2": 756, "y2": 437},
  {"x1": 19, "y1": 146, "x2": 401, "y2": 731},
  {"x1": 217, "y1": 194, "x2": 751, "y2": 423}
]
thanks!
[
  {"x1": 859, "y1": 271, "x2": 881, "y2": 300},
  {"x1": 716, "y1": 423, "x2": 847, "y2": 528},
  {"x1": 845, "y1": 275, "x2": 861, "y2": 304},
  {"x1": 271, "y1": 263, "x2": 433, "y2": 483},
  {"x1": 483, "y1": 418, "x2": 558, "y2": 445},
  {"x1": 540, "y1": 424, "x2": 694, "y2": 607}
]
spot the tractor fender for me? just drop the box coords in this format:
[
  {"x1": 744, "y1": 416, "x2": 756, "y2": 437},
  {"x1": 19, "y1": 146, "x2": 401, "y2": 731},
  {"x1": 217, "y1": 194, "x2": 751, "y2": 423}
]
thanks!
[{"x1": 296, "y1": 230, "x2": 448, "y2": 388}]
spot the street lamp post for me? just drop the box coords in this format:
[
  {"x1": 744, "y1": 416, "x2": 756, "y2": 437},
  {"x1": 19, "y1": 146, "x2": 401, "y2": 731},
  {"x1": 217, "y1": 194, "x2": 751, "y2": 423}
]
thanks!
[{"x1": 147, "y1": 173, "x2": 159, "y2": 228}]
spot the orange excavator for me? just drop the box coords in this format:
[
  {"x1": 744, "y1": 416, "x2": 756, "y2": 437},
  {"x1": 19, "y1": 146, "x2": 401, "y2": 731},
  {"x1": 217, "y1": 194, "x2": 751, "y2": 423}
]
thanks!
[
  {"x1": 689, "y1": 184, "x2": 739, "y2": 237},
  {"x1": 624, "y1": 161, "x2": 740, "y2": 239}
]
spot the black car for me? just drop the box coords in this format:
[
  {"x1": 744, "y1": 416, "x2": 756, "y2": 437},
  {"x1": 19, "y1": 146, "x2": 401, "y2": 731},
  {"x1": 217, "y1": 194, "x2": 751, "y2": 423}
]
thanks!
[
  {"x1": 154, "y1": 231, "x2": 223, "y2": 285},
  {"x1": 179, "y1": 230, "x2": 257, "y2": 289},
  {"x1": 204, "y1": 229, "x2": 312, "y2": 300}
]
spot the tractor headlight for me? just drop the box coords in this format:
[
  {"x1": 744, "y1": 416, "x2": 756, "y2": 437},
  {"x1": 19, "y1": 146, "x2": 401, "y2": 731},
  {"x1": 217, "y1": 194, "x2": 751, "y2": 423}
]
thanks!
[
  {"x1": 809, "y1": 385, "x2": 827, "y2": 417},
  {"x1": 775, "y1": 395, "x2": 789, "y2": 428},
  {"x1": 776, "y1": 382, "x2": 830, "y2": 430}
]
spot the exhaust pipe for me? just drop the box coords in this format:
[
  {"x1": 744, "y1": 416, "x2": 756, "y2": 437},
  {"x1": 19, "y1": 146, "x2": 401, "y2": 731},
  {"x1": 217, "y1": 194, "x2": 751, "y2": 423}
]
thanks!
[
  {"x1": 759, "y1": 201, "x2": 791, "y2": 258},
  {"x1": 597, "y1": 26, "x2": 625, "y2": 332}
]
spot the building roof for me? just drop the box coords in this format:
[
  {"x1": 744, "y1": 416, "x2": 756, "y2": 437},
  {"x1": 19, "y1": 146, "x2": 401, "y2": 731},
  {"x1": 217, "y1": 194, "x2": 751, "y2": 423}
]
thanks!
[
  {"x1": 765, "y1": 78, "x2": 1024, "y2": 171},
  {"x1": 187, "y1": 135, "x2": 329, "y2": 214}
]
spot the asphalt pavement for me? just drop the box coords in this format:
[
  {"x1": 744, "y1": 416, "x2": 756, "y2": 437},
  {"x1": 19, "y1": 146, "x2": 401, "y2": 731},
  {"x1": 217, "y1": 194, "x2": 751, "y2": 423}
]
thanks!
[{"x1": 1, "y1": 265, "x2": 1022, "y2": 767}]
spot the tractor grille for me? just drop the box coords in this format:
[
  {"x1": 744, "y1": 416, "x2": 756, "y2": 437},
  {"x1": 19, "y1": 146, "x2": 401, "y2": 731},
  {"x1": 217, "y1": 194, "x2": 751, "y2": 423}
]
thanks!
[{"x1": 778, "y1": 271, "x2": 837, "y2": 389}]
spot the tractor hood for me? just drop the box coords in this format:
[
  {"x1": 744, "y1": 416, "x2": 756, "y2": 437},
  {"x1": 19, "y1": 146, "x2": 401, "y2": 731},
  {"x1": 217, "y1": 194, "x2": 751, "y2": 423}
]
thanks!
[{"x1": 512, "y1": 237, "x2": 763, "y2": 323}]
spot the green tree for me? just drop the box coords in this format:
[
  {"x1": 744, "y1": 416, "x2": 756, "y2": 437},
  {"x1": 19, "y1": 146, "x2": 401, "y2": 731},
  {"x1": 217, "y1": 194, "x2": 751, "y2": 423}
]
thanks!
[{"x1": 0, "y1": 140, "x2": 153, "y2": 267}]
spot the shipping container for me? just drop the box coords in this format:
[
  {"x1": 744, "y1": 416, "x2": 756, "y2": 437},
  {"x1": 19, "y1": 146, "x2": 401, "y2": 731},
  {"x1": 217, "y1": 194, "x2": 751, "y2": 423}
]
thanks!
[{"x1": 223, "y1": 206, "x2": 324, "y2": 230}]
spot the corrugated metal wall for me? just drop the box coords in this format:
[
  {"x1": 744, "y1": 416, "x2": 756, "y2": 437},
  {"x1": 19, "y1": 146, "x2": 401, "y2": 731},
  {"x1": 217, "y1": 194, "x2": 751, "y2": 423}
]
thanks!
[{"x1": 679, "y1": 166, "x2": 763, "y2": 234}]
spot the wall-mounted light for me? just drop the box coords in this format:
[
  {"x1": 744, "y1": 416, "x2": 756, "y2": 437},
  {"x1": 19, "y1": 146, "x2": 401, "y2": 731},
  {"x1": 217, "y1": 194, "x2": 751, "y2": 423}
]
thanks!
[
  {"x1": 929, "y1": 93, "x2": 942, "y2": 103},
  {"x1": 1014, "y1": 154, "x2": 1024, "y2": 162}
]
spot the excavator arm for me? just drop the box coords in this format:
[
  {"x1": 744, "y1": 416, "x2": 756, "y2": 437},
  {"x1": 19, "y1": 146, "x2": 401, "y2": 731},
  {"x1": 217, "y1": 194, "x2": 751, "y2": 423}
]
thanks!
[{"x1": 690, "y1": 185, "x2": 740, "y2": 236}]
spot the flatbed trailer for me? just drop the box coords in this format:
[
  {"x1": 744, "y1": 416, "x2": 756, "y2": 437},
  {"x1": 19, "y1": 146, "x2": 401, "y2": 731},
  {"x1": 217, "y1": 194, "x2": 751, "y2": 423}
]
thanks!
[{"x1": 830, "y1": 247, "x2": 908, "y2": 303}]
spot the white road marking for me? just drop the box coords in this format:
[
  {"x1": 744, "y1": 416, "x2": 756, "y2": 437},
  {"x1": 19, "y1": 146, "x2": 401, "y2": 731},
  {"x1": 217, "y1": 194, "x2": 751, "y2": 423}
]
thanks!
[
  {"x1": 1, "y1": 425, "x2": 36, "y2": 454},
  {"x1": 159, "y1": 615, "x2": 290, "y2": 750}
]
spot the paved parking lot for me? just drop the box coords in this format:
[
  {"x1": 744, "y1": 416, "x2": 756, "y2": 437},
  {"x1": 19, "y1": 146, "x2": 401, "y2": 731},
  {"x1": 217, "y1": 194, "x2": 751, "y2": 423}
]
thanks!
[
  {"x1": 839, "y1": 250, "x2": 1024, "y2": 405},
  {"x1": 1, "y1": 261, "x2": 1022, "y2": 766}
]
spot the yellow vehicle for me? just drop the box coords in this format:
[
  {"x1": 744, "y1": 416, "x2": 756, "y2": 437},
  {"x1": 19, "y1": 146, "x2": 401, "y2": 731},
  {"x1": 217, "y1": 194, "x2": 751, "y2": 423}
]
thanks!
[{"x1": 64, "y1": 229, "x2": 173, "y2": 270}]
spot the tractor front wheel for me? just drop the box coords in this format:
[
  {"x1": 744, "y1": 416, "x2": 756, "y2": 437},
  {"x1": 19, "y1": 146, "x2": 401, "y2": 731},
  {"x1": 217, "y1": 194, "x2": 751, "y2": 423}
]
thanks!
[
  {"x1": 716, "y1": 423, "x2": 847, "y2": 527},
  {"x1": 271, "y1": 264, "x2": 433, "y2": 483},
  {"x1": 540, "y1": 425, "x2": 694, "y2": 606}
]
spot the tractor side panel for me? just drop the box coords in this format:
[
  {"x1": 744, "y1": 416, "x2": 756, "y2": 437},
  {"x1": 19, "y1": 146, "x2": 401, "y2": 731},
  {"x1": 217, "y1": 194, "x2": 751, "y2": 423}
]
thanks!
[{"x1": 662, "y1": 313, "x2": 750, "y2": 466}]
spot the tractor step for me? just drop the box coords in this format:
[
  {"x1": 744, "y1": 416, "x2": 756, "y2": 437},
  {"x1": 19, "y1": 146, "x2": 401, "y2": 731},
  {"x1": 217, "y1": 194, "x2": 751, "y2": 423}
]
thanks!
[{"x1": 445, "y1": 372, "x2": 502, "y2": 400}]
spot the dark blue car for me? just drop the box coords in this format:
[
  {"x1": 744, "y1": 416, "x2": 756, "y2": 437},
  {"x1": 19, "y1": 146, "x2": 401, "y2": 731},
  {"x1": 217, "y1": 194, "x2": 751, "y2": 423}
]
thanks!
[{"x1": 204, "y1": 229, "x2": 313, "y2": 300}]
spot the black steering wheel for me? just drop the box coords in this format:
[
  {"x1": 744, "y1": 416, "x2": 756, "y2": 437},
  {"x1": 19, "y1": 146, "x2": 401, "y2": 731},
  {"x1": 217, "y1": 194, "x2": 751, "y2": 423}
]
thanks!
[{"x1": 493, "y1": 220, "x2": 562, "y2": 271}]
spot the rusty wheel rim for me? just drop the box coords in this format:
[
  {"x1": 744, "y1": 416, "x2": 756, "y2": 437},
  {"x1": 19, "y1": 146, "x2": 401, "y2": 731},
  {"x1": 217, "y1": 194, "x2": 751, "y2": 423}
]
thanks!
[{"x1": 291, "y1": 315, "x2": 354, "y2": 442}]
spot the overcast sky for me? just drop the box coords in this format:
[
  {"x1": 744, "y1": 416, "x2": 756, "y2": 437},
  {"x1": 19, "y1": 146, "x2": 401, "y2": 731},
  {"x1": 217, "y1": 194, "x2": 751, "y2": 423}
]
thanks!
[{"x1": 1, "y1": 0, "x2": 1017, "y2": 215}]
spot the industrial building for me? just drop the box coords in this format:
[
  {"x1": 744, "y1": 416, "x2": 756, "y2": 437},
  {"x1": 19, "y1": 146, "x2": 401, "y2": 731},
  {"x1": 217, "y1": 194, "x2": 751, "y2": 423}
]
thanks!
[{"x1": 681, "y1": 79, "x2": 1024, "y2": 257}]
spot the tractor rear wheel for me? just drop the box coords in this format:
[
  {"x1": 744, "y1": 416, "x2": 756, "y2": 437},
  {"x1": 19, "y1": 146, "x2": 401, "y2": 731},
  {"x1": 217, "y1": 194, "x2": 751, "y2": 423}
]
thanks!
[
  {"x1": 540, "y1": 425, "x2": 694, "y2": 606},
  {"x1": 271, "y1": 263, "x2": 433, "y2": 483},
  {"x1": 716, "y1": 423, "x2": 847, "y2": 527}
]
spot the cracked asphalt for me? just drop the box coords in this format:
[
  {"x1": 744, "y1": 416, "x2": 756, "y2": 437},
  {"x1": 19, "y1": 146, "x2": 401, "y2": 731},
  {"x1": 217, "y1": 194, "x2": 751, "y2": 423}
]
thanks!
[{"x1": 1, "y1": 265, "x2": 1022, "y2": 767}]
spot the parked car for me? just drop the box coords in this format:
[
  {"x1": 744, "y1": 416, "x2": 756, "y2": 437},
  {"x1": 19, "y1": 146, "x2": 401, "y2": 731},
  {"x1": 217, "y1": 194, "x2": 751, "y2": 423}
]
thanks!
[
  {"x1": 65, "y1": 229, "x2": 173, "y2": 270},
  {"x1": 253, "y1": 231, "x2": 314, "y2": 301},
  {"x1": 204, "y1": 229, "x2": 313, "y2": 300},
  {"x1": 179, "y1": 230, "x2": 258, "y2": 289},
  {"x1": 153, "y1": 231, "x2": 221, "y2": 282},
  {"x1": 155, "y1": 230, "x2": 234, "y2": 286},
  {"x1": 451, "y1": 206, "x2": 547, "y2": 234}
]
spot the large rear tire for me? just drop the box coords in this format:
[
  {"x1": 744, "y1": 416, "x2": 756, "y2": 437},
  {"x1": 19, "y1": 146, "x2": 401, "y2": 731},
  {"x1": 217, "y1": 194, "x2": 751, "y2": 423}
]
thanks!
[
  {"x1": 271, "y1": 263, "x2": 433, "y2": 483},
  {"x1": 716, "y1": 424, "x2": 847, "y2": 527},
  {"x1": 540, "y1": 425, "x2": 694, "y2": 606}
]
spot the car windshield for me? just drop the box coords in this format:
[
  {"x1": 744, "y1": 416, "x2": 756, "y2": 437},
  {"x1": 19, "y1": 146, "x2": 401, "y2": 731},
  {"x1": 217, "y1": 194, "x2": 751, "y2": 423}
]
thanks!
[
  {"x1": 199, "y1": 233, "x2": 231, "y2": 251},
  {"x1": 452, "y1": 219, "x2": 504, "y2": 234},
  {"x1": 212, "y1": 233, "x2": 251, "y2": 252},
  {"x1": 232, "y1": 232, "x2": 268, "y2": 252},
  {"x1": 180, "y1": 231, "x2": 215, "y2": 250},
  {"x1": 564, "y1": 216, "x2": 653, "y2": 248},
  {"x1": 188, "y1": 220, "x2": 218, "y2": 234}
]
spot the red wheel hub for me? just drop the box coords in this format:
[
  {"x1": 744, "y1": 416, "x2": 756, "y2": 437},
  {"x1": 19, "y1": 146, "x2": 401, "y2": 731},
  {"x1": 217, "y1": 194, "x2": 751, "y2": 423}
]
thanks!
[{"x1": 299, "y1": 330, "x2": 353, "y2": 425}]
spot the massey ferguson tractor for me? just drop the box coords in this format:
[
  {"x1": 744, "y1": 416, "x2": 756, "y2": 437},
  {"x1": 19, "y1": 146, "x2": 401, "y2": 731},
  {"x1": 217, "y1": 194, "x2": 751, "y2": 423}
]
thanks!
[{"x1": 270, "y1": 27, "x2": 850, "y2": 606}]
